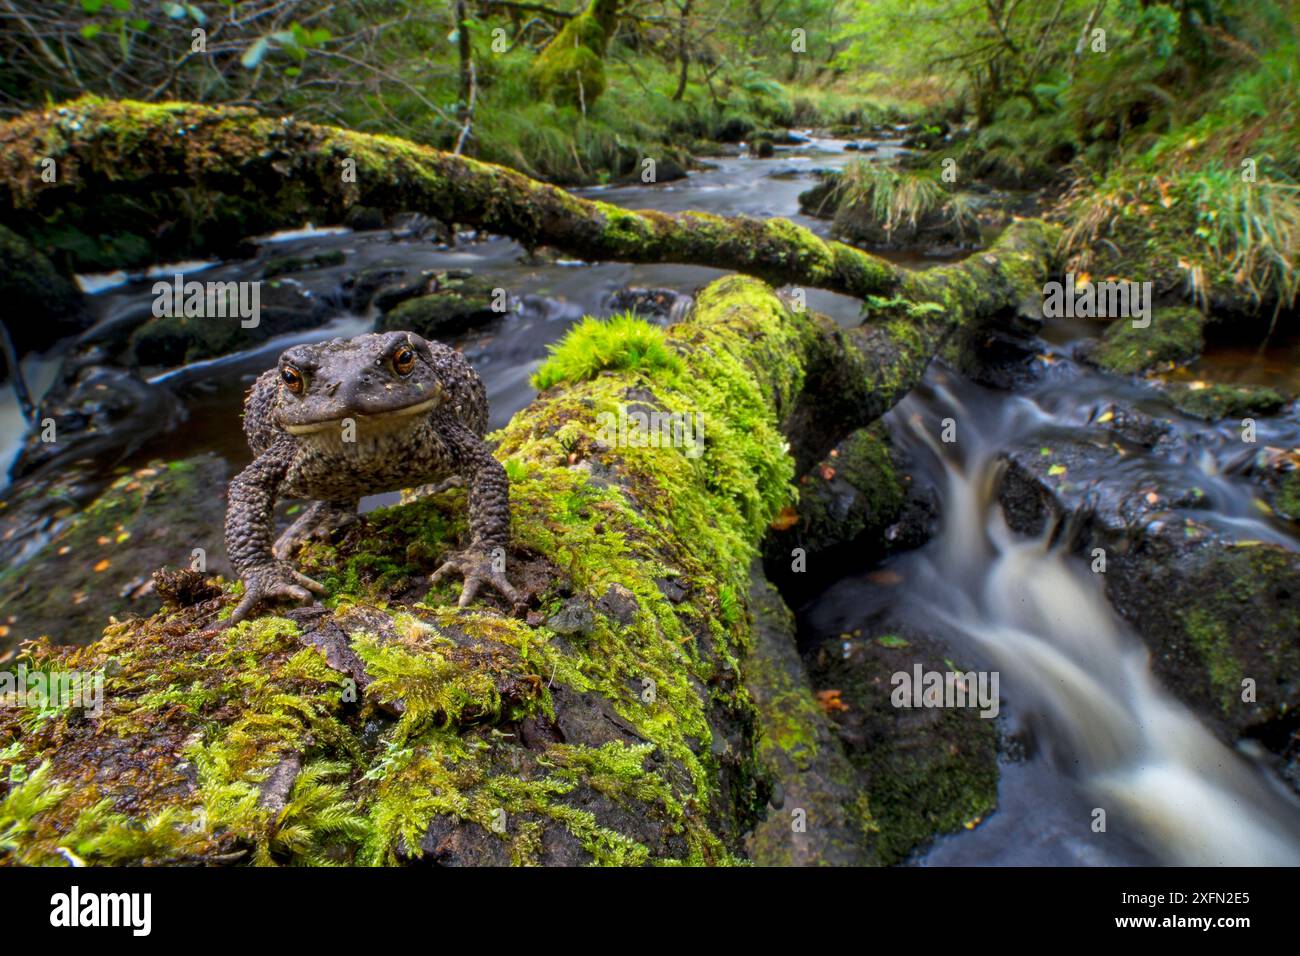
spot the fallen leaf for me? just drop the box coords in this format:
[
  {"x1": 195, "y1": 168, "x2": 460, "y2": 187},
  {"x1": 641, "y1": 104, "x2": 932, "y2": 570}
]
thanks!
[
  {"x1": 815, "y1": 689, "x2": 849, "y2": 714},
  {"x1": 770, "y1": 506, "x2": 799, "y2": 531}
]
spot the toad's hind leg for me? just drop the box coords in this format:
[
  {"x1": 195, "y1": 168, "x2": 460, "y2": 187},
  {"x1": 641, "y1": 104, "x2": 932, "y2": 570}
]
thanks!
[{"x1": 273, "y1": 499, "x2": 359, "y2": 560}]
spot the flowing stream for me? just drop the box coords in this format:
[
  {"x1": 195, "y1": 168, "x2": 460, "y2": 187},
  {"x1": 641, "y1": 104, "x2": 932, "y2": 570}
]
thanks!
[
  {"x1": 886, "y1": 373, "x2": 1300, "y2": 865},
  {"x1": 3, "y1": 131, "x2": 1300, "y2": 864}
]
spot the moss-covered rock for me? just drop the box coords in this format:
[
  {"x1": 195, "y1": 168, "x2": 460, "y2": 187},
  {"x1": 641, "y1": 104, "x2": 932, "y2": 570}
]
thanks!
[
  {"x1": 996, "y1": 421, "x2": 1300, "y2": 740},
  {"x1": 1273, "y1": 470, "x2": 1300, "y2": 521},
  {"x1": 763, "y1": 423, "x2": 933, "y2": 595},
  {"x1": 1084, "y1": 306, "x2": 1206, "y2": 375},
  {"x1": 1163, "y1": 382, "x2": 1289, "y2": 421},
  {"x1": 128, "y1": 280, "x2": 330, "y2": 368},
  {"x1": 807, "y1": 624, "x2": 999, "y2": 864},
  {"x1": 374, "y1": 274, "x2": 502, "y2": 341}
]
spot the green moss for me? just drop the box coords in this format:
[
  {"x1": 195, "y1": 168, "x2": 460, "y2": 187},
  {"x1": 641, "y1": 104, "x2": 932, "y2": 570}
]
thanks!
[
  {"x1": 532, "y1": 312, "x2": 684, "y2": 390},
  {"x1": 1091, "y1": 306, "x2": 1205, "y2": 375},
  {"x1": 1164, "y1": 382, "x2": 1288, "y2": 420},
  {"x1": 377, "y1": 288, "x2": 497, "y2": 341},
  {"x1": 1275, "y1": 471, "x2": 1300, "y2": 520},
  {"x1": 527, "y1": 0, "x2": 619, "y2": 108},
  {"x1": 1182, "y1": 609, "x2": 1245, "y2": 716}
]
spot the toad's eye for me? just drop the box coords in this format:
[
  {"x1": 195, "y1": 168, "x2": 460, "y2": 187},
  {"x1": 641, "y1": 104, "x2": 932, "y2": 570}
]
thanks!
[
  {"x1": 393, "y1": 345, "x2": 417, "y2": 376},
  {"x1": 281, "y1": 365, "x2": 305, "y2": 393}
]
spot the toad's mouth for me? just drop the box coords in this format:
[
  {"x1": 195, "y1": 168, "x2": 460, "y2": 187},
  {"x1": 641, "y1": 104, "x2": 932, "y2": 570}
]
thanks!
[{"x1": 281, "y1": 396, "x2": 440, "y2": 435}]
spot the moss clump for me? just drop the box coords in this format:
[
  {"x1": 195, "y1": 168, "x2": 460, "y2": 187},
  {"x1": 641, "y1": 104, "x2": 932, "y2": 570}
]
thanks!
[
  {"x1": 527, "y1": 0, "x2": 620, "y2": 108},
  {"x1": 1164, "y1": 382, "x2": 1288, "y2": 420},
  {"x1": 532, "y1": 312, "x2": 684, "y2": 390},
  {"x1": 1089, "y1": 306, "x2": 1205, "y2": 375}
]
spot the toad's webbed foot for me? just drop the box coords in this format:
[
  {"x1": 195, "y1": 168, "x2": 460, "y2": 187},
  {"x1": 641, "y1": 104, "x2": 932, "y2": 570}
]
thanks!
[
  {"x1": 430, "y1": 547, "x2": 519, "y2": 608},
  {"x1": 273, "y1": 500, "x2": 358, "y2": 560},
  {"x1": 230, "y1": 561, "x2": 327, "y2": 623}
]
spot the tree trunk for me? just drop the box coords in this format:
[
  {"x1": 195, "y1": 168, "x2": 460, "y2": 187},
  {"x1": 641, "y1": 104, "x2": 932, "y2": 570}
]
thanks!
[
  {"x1": 671, "y1": 1, "x2": 690, "y2": 102},
  {"x1": 0, "y1": 100, "x2": 1059, "y2": 865}
]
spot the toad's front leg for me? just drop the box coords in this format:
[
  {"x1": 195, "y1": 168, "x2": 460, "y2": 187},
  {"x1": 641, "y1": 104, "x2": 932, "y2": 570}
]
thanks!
[
  {"x1": 429, "y1": 428, "x2": 519, "y2": 607},
  {"x1": 225, "y1": 439, "x2": 326, "y2": 622}
]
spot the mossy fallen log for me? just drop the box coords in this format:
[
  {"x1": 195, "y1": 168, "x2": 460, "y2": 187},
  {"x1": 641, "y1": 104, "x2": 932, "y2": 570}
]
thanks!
[
  {"x1": 0, "y1": 98, "x2": 1056, "y2": 305},
  {"x1": 0, "y1": 263, "x2": 1049, "y2": 866},
  {"x1": 0, "y1": 100, "x2": 1062, "y2": 865}
]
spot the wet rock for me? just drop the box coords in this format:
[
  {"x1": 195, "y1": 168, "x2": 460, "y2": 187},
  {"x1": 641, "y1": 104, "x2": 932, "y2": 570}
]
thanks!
[
  {"x1": 843, "y1": 141, "x2": 878, "y2": 152},
  {"x1": 405, "y1": 814, "x2": 513, "y2": 866},
  {"x1": 348, "y1": 264, "x2": 434, "y2": 312},
  {"x1": 257, "y1": 753, "x2": 303, "y2": 814},
  {"x1": 342, "y1": 205, "x2": 387, "y2": 231},
  {"x1": 0, "y1": 455, "x2": 231, "y2": 649},
  {"x1": 595, "y1": 584, "x2": 639, "y2": 626},
  {"x1": 261, "y1": 249, "x2": 346, "y2": 279},
  {"x1": 373, "y1": 273, "x2": 504, "y2": 341},
  {"x1": 764, "y1": 423, "x2": 935, "y2": 597},
  {"x1": 806, "y1": 618, "x2": 999, "y2": 864},
  {"x1": 128, "y1": 279, "x2": 331, "y2": 368},
  {"x1": 747, "y1": 137, "x2": 775, "y2": 159},
  {"x1": 605, "y1": 287, "x2": 693, "y2": 323},
  {"x1": 9, "y1": 365, "x2": 181, "y2": 480},
  {"x1": 345, "y1": 264, "x2": 436, "y2": 314},
  {"x1": 0, "y1": 225, "x2": 88, "y2": 355},
  {"x1": 797, "y1": 171, "x2": 840, "y2": 217},
  {"x1": 996, "y1": 420, "x2": 1300, "y2": 740}
]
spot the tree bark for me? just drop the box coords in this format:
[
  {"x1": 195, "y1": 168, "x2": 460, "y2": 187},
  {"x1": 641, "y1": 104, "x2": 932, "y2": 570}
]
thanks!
[{"x1": 671, "y1": 1, "x2": 691, "y2": 102}]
